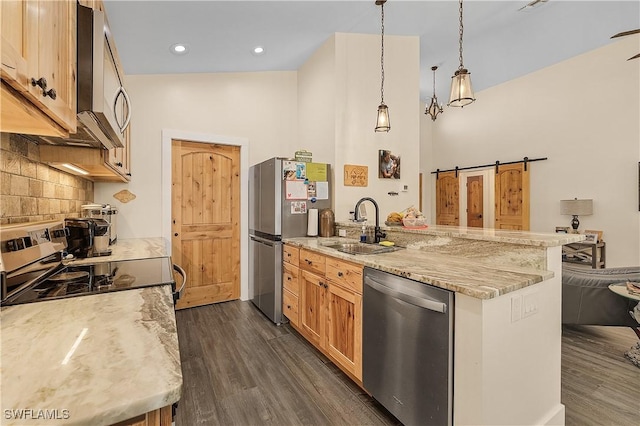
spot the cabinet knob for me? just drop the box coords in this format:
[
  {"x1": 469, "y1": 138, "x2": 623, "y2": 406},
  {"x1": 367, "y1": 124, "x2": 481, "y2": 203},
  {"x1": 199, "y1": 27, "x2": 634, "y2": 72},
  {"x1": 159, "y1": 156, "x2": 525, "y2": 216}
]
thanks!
[
  {"x1": 318, "y1": 281, "x2": 324, "y2": 287},
  {"x1": 287, "y1": 277, "x2": 291, "y2": 281},
  {"x1": 44, "y1": 88, "x2": 57, "y2": 100},
  {"x1": 337, "y1": 272, "x2": 343, "y2": 277},
  {"x1": 287, "y1": 305, "x2": 291, "y2": 309},
  {"x1": 305, "y1": 259, "x2": 312, "y2": 265},
  {"x1": 324, "y1": 283, "x2": 328, "y2": 289},
  {"x1": 116, "y1": 162, "x2": 123, "y2": 167},
  {"x1": 126, "y1": 173, "x2": 132, "y2": 177},
  {"x1": 174, "y1": 233, "x2": 179, "y2": 237},
  {"x1": 31, "y1": 77, "x2": 47, "y2": 90}
]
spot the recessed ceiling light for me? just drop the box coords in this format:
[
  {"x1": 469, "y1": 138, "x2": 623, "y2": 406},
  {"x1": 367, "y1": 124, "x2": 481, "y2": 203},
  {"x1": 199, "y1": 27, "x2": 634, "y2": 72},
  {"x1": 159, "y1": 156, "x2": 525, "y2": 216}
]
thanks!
[
  {"x1": 252, "y1": 46, "x2": 266, "y2": 56},
  {"x1": 170, "y1": 43, "x2": 189, "y2": 55}
]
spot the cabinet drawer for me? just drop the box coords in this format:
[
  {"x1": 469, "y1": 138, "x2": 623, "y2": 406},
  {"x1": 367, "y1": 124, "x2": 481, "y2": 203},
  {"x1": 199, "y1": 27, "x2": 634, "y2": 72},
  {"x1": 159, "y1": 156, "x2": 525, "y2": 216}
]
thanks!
[
  {"x1": 283, "y1": 244, "x2": 300, "y2": 266},
  {"x1": 326, "y1": 257, "x2": 363, "y2": 294},
  {"x1": 283, "y1": 289, "x2": 299, "y2": 326},
  {"x1": 299, "y1": 248, "x2": 326, "y2": 276},
  {"x1": 283, "y1": 262, "x2": 300, "y2": 295}
]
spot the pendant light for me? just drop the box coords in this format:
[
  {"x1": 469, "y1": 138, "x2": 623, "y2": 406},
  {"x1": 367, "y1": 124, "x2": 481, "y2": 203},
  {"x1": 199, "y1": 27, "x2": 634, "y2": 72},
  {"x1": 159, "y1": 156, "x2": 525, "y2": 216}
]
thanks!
[
  {"x1": 426, "y1": 66, "x2": 443, "y2": 120},
  {"x1": 448, "y1": 0, "x2": 476, "y2": 107},
  {"x1": 375, "y1": 0, "x2": 390, "y2": 132}
]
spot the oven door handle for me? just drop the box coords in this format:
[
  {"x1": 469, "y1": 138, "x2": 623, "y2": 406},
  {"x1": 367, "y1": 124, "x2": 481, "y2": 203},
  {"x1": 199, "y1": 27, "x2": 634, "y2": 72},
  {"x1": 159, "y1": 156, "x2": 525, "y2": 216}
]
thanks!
[{"x1": 172, "y1": 264, "x2": 187, "y2": 304}]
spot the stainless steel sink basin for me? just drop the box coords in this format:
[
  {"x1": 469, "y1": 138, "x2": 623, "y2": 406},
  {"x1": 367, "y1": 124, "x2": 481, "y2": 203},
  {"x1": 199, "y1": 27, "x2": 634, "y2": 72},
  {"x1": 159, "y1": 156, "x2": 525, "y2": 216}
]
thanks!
[{"x1": 324, "y1": 242, "x2": 401, "y2": 255}]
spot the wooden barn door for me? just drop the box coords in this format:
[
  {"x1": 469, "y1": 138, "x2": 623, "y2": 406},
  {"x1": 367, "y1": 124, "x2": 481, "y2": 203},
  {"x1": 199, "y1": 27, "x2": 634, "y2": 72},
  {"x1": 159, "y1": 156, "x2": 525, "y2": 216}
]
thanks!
[
  {"x1": 494, "y1": 163, "x2": 530, "y2": 230},
  {"x1": 466, "y1": 175, "x2": 484, "y2": 227},
  {"x1": 435, "y1": 171, "x2": 460, "y2": 226},
  {"x1": 172, "y1": 140, "x2": 240, "y2": 309}
]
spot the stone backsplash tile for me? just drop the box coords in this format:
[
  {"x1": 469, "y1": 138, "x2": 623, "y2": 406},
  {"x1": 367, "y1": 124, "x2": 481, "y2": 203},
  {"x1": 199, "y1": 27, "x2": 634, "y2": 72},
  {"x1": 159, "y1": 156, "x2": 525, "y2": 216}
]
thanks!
[{"x1": 0, "y1": 133, "x2": 94, "y2": 224}]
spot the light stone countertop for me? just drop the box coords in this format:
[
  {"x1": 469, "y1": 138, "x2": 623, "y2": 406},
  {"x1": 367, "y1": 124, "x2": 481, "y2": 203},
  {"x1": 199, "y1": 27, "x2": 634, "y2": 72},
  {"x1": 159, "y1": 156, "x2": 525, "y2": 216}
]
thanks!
[
  {"x1": 338, "y1": 221, "x2": 585, "y2": 247},
  {"x1": 1, "y1": 285, "x2": 182, "y2": 426},
  {"x1": 65, "y1": 237, "x2": 170, "y2": 265},
  {"x1": 284, "y1": 237, "x2": 554, "y2": 299}
]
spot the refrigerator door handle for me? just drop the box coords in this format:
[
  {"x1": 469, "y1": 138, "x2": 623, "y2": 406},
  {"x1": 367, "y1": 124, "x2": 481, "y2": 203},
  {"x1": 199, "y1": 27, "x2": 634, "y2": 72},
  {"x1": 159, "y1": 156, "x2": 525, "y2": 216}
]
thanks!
[{"x1": 250, "y1": 235, "x2": 277, "y2": 246}]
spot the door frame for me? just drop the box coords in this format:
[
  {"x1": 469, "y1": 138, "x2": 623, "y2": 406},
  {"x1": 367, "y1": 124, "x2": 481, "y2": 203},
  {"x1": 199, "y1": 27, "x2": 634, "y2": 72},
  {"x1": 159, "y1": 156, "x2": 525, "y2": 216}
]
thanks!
[
  {"x1": 458, "y1": 169, "x2": 494, "y2": 228},
  {"x1": 161, "y1": 129, "x2": 250, "y2": 301}
]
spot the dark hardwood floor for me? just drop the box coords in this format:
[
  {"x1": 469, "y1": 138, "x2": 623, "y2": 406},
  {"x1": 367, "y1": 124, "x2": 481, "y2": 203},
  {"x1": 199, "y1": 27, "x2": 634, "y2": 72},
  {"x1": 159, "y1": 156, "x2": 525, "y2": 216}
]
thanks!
[{"x1": 175, "y1": 300, "x2": 639, "y2": 426}]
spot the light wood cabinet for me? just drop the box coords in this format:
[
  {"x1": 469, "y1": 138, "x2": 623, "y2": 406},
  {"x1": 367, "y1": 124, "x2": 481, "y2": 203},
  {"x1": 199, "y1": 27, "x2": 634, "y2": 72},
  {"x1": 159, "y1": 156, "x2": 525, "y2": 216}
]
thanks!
[
  {"x1": 39, "y1": 145, "x2": 130, "y2": 182},
  {"x1": 284, "y1": 244, "x2": 363, "y2": 381},
  {"x1": 282, "y1": 245, "x2": 300, "y2": 326},
  {"x1": 1, "y1": 0, "x2": 76, "y2": 136},
  {"x1": 112, "y1": 405, "x2": 172, "y2": 426}
]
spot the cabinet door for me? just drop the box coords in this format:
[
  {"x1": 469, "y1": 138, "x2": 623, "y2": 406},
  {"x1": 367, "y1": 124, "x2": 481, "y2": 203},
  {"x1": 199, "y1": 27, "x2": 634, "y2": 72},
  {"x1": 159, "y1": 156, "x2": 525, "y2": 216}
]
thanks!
[
  {"x1": 326, "y1": 283, "x2": 362, "y2": 380},
  {"x1": 1, "y1": 0, "x2": 32, "y2": 89},
  {"x1": 33, "y1": 0, "x2": 76, "y2": 132},
  {"x1": 300, "y1": 270, "x2": 326, "y2": 347}
]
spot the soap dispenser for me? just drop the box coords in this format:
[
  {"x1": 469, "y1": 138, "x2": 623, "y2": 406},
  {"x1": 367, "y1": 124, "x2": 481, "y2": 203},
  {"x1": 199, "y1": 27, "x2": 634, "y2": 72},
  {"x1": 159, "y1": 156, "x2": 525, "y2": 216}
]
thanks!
[{"x1": 360, "y1": 222, "x2": 367, "y2": 243}]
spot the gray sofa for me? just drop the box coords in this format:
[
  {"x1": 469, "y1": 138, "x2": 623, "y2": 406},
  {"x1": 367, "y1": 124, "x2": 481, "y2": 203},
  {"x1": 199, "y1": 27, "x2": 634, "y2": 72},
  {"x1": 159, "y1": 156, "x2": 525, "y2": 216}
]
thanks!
[{"x1": 562, "y1": 263, "x2": 640, "y2": 328}]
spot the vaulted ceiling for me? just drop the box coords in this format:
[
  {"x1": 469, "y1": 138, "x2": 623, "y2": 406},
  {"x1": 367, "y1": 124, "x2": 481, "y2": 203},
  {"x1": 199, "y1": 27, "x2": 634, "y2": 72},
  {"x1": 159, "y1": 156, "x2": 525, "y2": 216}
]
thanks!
[{"x1": 104, "y1": 1, "x2": 640, "y2": 101}]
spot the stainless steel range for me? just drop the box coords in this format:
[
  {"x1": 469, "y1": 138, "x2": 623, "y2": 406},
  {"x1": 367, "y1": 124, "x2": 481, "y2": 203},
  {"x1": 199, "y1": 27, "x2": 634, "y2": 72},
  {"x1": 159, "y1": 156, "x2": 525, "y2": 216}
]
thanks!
[{"x1": 1, "y1": 220, "x2": 185, "y2": 307}]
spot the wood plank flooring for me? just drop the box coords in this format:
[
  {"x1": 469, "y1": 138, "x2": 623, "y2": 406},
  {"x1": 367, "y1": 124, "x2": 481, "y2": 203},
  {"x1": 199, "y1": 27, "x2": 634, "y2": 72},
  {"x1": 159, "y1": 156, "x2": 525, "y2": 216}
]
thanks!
[{"x1": 175, "y1": 300, "x2": 639, "y2": 426}]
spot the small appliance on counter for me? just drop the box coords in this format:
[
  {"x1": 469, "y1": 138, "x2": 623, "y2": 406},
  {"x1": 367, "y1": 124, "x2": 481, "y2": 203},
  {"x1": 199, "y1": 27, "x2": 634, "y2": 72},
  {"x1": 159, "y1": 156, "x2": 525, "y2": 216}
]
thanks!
[
  {"x1": 81, "y1": 203, "x2": 118, "y2": 244},
  {"x1": 65, "y1": 218, "x2": 111, "y2": 258},
  {"x1": 0, "y1": 220, "x2": 185, "y2": 307}
]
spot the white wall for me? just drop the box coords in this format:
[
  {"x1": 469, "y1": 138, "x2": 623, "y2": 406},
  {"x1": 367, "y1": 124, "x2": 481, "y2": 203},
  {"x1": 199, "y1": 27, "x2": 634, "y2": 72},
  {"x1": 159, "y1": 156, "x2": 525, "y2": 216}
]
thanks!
[
  {"x1": 423, "y1": 37, "x2": 640, "y2": 267},
  {"x1": 298, "y1": 33, "x2": 421, "y2": 222},
  {"x1": 94, "y1": 71, "x2": 298, "y2": 239}
]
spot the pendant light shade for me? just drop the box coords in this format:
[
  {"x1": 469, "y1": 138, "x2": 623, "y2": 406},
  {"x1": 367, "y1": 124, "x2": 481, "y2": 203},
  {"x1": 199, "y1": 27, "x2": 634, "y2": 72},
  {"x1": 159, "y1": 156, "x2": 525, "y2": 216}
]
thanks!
[
  {"x1": 375, "y1": 103, "x2": 390, "y2": 132},
  {"x1": 448, "y1": 68, "x2": 475, "y2": 107},
  {"x1": 448, "y1": 0, "x2": 476, "y2": 107},
  {"x1": 426, "y1": 65, "x2": 443, "y2": 120},
  {"x1": 375, "y1": 0, "x2": 390, "y2": 132}
]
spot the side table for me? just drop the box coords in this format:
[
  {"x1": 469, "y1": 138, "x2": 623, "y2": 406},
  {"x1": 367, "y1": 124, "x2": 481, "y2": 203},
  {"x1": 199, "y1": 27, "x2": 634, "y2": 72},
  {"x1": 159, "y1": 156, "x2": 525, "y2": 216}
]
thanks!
[
  {"x1": 608, "y1": 283, "x2": 640, "y2": 368},
  {"x1": 563, "y1": 241, "x2": 606, "y2": 269}
]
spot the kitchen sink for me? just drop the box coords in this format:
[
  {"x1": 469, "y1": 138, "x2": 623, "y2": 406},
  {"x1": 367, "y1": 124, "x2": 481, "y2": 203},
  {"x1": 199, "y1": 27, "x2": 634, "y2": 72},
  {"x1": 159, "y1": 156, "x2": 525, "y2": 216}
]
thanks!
[{"x1": 323, "y1": 242, "x2": 401, "y2": 255}]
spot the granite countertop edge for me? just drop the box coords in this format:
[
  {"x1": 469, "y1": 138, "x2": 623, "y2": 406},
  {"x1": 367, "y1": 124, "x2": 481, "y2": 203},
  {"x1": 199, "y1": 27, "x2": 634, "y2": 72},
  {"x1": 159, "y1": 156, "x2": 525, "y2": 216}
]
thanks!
[
  {"x1": 337, "y1": 221, "x2": 585, "y2": 247},
  {"x1": 284, "y1": 237, "x2": 554, "y2": 300}
]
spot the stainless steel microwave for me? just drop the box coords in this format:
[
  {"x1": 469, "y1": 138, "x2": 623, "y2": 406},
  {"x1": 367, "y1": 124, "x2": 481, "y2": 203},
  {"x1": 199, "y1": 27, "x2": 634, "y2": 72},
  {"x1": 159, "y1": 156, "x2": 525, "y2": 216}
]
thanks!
[{"x1": 37, "y1": 4, "x2": 130, "y2": 150}]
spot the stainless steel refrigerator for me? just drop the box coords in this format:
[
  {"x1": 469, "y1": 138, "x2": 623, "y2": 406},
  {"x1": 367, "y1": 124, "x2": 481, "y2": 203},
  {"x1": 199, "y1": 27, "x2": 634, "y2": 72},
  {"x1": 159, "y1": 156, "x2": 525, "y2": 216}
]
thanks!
[{"x1": 249, "y1": 157, "x2": 332, "y2": 324}]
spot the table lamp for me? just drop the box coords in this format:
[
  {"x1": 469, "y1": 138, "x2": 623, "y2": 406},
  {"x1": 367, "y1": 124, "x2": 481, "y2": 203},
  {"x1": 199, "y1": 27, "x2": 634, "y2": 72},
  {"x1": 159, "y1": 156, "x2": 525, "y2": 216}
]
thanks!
[{"x1": 560, "y1": 198, "x2": 593, "y2": 231}]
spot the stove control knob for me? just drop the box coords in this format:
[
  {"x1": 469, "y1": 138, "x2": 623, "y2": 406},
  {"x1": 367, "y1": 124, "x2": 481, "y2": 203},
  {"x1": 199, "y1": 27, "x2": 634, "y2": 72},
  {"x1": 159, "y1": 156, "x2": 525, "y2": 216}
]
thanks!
[{"x1": 6, "y1": 237, "x2": 32, "y2": 252}]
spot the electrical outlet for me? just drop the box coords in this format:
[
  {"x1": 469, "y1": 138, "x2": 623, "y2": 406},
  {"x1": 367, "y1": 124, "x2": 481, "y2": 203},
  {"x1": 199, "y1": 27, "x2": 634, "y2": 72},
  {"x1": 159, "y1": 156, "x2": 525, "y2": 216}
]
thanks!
[
  {"x1": 511, "y1": 295, "x2": 522, "y2": 323},
  {"x1": 400, "y1": 183, "x2": 409, "y2": 192},
  {"x1": 523, "y1": 292, "x2": 539, "y2": 318}
]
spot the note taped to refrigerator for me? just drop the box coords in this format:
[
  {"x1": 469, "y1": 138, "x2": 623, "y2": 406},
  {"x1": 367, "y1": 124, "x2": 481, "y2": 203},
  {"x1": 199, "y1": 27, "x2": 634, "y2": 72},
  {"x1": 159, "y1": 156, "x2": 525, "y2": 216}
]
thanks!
[
  {"x1": 290, "y1": 201, "x2": 307, "y2": 214},
  {"x1": 286, "y1": 180, "x2": 308, "y2": 199},
  {"x1": 306, "y1": 163, "x2": 327, "y2": 181},
  {"x1": 315, "y1": 181, "x2": 329, "y2": 200}
]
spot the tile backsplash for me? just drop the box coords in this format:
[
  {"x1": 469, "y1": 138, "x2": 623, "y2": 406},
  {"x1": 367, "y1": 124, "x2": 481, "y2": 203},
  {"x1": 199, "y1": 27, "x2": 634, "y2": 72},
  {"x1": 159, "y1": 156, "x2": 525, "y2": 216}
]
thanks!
[{"x1": 0, "y1": 133, "x2": 94, "y2": 224}]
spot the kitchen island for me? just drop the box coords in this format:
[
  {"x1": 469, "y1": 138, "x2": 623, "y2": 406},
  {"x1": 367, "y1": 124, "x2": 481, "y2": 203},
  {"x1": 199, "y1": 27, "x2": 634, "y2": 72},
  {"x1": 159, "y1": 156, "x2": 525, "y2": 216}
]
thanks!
[
  {"x1": 284, "y1": 225, "x2": 582, "y2": 426},
  {"x1": 1, "y1": 238, "x2": 180, "y2": 426}
]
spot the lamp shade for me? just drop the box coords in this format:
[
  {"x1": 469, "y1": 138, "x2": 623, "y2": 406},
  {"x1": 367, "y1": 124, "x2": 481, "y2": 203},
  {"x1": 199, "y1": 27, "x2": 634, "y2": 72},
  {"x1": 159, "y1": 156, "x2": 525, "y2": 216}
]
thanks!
[
  {"x1": 448, "y1": 68, "x2": 475, "y2": 107},
  {"x1": 375, "y1": 103, "x2": 390, "y2": 132},
  {"x1": 560, "y1": 199, "x2": 593, "y2": 216}
]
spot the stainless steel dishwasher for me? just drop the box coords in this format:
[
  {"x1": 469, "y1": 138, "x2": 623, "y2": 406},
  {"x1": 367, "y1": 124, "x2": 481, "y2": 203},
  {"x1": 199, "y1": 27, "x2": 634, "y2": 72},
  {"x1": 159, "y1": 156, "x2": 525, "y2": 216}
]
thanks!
[{"x1": 363, "y1": 267, "x2": 454, "y2": 426}]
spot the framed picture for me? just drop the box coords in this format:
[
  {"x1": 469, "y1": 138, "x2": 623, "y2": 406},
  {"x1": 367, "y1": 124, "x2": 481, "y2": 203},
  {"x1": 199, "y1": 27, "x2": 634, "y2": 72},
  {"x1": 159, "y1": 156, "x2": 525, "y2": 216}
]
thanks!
[
  {"x1": 555, "y1": 226, "x2": 569, "y2": 233},
  {"x1": 584, "y1": 229, "x2": 603, "y2": 242},
  {"x1": 583, "y1": 233, "x2": 598, "y2": 244},
  {"x1": 379, "y1": 150, "x2": 400, "y2": 179}
]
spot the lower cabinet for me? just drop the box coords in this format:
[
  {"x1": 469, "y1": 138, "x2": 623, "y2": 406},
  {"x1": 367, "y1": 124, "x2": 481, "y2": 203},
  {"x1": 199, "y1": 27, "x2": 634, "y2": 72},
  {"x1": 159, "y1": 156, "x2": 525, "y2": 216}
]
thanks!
[
  {"x1": 284, "y1": 244, "x2": 363, "y2": 382},
  {"x1": 113, "y1": 405, "x2": 172, "y2": 426}
]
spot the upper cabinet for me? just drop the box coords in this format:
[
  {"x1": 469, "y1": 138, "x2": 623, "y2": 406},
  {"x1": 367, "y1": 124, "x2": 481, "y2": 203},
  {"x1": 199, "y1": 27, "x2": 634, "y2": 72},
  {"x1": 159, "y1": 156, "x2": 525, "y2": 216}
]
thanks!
[{"x1": 1, "y1": 0, "x2": 77, "y2": 136}]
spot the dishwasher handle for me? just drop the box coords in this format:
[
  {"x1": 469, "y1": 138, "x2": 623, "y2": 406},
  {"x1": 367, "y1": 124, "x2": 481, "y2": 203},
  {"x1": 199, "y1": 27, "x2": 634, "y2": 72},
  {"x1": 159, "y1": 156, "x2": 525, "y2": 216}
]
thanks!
[{"x1": 365, "y1": 275, "x2": 447, "y2": 314}]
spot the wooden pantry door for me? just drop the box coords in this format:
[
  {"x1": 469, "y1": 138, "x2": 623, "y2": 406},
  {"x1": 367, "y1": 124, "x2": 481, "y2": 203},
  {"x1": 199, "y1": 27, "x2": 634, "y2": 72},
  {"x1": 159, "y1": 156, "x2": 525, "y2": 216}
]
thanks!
[{"x1": 172, "y1": 140, "x2": 240, "y2": 309}]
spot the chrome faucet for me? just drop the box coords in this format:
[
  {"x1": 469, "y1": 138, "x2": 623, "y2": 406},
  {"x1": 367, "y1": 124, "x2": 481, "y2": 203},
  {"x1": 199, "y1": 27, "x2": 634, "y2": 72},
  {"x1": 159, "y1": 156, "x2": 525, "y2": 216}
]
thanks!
[{"x1": 354, "y1": 197, "x2": 386, "y2": 243}]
